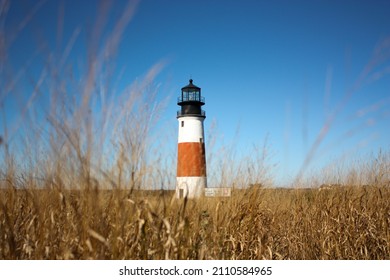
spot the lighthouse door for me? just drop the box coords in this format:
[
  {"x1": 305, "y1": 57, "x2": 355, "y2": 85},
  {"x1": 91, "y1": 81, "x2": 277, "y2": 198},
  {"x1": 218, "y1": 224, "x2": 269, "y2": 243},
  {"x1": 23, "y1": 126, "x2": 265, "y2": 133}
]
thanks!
[{"x1": 179, "y1": 189, "x2": 184, "y2": 198}]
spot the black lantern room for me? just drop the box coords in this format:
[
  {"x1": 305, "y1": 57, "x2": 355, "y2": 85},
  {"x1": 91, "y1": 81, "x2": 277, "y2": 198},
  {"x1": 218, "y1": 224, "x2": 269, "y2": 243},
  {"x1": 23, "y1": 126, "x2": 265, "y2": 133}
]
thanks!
[{"x1": 177, "y1": 79, "x2": 206, "y2": 118}]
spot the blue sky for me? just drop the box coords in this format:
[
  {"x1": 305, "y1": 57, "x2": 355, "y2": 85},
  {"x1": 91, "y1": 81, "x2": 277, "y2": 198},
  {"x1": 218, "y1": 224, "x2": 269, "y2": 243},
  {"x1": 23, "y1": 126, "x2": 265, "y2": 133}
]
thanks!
[{"x1": 2, "y1": 0, "x2": 390, "y2": 186}]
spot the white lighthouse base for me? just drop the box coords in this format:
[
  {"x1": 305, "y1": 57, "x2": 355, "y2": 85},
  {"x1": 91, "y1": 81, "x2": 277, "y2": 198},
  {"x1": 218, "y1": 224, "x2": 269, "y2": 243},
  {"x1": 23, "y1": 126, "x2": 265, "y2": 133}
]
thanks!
[{"x1": 176, "y1": 177, "x2": 207, "y2": 199}]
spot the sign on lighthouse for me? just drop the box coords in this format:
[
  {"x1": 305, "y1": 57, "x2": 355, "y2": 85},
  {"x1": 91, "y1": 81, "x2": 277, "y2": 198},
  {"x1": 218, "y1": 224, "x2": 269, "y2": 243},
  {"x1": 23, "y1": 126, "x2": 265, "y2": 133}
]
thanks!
[{"x1": 176, "y1": 79, "x2": 207, "y2": 198}]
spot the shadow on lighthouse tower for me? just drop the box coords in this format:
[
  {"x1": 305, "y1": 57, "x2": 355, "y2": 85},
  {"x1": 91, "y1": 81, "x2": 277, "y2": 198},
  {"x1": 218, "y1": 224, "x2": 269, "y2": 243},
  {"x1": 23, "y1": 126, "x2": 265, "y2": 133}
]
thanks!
[{"x1": 176, "y1": 79, "x2": 207, "y2": 199}]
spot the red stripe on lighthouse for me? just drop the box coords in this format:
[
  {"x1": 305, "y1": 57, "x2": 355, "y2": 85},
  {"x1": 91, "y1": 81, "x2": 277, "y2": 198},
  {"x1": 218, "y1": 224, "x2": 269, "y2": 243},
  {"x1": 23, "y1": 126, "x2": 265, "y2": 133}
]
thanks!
[{"x1": 177, "y1": 142, "x2": 206, "y2": 177}]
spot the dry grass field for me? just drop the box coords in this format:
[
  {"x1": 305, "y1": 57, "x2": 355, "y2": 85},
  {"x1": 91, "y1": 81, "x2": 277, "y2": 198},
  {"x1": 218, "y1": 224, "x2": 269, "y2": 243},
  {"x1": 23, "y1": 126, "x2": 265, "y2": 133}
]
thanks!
[{"x1": 1, "y1": 182, "x2": 389, "y2": 260}]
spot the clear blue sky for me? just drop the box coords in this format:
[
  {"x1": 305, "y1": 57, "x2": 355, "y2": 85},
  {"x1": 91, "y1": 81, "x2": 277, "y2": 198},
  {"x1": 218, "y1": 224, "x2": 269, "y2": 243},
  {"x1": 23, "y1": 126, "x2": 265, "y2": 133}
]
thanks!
[{"x1": 2, "y1": 0, "x2": 390, "y2": 186}]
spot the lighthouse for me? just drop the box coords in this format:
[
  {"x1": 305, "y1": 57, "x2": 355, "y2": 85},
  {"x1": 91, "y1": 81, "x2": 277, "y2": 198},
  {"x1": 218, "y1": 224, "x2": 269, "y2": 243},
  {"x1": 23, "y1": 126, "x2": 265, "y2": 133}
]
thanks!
[{"x1": 176, "y1": 79, "x2": 207, "y2": 198}]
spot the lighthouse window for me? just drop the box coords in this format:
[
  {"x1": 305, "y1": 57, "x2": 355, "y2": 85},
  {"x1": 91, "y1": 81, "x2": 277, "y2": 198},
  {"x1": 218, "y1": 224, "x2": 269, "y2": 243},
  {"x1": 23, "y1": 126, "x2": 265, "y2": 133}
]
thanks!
[
  {"x1": 200, "y1": 138, "x2": 203, "y2": 143},
  {"x1": 181, "y1": 121, "x2": 184, "y2": 127}
]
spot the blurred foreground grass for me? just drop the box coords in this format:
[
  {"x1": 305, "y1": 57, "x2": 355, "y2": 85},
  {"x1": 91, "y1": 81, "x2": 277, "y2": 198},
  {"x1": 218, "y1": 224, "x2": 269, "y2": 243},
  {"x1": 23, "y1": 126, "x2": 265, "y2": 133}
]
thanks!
[{"x1": 1, "y1": 184, "x2": 389, "y2": 260}]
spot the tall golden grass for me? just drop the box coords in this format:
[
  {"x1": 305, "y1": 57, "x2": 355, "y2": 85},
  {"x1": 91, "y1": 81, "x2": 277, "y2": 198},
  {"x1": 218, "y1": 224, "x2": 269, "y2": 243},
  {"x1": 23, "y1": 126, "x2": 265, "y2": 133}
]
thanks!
[
  {"x1": 1, "y1": 0, "x2": 389, "y2": 260},
  {"x1": 1, "y1": 184, "x2": 389, "y2": 259}
]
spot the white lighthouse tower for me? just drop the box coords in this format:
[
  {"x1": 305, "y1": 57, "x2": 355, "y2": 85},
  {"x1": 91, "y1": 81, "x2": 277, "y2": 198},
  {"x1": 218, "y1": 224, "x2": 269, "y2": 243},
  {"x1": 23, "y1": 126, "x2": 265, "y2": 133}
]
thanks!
[{"x1": 176, "y1": 79, "x2": 207, "y2": 198}]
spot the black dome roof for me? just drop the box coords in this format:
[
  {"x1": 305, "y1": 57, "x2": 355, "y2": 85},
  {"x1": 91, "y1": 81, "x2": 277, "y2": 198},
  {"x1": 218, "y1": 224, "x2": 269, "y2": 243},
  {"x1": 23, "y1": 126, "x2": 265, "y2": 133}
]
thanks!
[{"x1": 181, "y1": 79, "x2": 200, "y2": 91}]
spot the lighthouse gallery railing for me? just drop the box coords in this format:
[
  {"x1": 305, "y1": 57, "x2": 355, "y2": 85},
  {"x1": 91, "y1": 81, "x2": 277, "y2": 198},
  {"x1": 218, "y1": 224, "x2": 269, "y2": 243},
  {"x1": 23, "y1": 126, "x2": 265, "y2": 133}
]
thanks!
[{"x1": 177, "y1": 110, "x2": 206, "y2": 117}]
